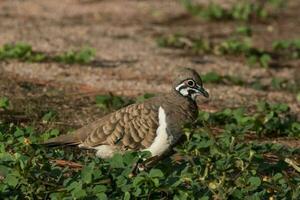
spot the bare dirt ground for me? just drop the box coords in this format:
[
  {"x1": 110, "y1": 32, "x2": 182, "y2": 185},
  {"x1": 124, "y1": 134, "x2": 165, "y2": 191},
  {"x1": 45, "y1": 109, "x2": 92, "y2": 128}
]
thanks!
[{"x1": 0, "y1": 0, "x2": 299, "y2": 146}]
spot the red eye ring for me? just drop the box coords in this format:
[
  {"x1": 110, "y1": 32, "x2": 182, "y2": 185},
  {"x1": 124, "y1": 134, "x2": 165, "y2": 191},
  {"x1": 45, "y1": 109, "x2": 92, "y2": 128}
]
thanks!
[{"x1": 187, "y1": 80, "x2": 195, "y2": 87}]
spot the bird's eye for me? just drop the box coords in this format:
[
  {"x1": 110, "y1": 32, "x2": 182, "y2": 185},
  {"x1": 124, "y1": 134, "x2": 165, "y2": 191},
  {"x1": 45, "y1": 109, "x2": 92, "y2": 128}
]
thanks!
[{"x1": 187, "y1": 80, "x2": 195, "y2": 87}]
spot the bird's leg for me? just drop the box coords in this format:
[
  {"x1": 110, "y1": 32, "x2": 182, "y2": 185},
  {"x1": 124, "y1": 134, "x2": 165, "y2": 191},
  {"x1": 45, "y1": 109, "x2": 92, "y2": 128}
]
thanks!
[
  {"x1": 137, "y1": 155, "x2": 160, "y2": 171},
  {"x1": 130, "y1": 155, "x2": 160, "y2": 176},
  {"x1": 130, "y1": 156, "x2": 156, "y2": 175},
  {"x1": 130, "y1": 149, "x2": 176, "y2": 176},
  {"x1": 130, "y1": 158, "x2": 141, "y2": 176},
  {"x1": 144, "y1": 149, "x2": 175, "y2": 169}
]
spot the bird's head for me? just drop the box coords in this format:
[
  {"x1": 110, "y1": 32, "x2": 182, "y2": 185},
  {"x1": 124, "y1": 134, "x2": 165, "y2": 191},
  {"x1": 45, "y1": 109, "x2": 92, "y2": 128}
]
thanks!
[{"x1": 173, "y1": 68, "x2": 209, "y2": 101}]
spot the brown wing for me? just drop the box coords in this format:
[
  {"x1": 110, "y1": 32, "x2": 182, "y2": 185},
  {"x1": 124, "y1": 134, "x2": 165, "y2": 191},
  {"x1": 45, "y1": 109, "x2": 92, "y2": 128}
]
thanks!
[{"x1": 80, "y1": 102, "x2": 159, "y2": 150}]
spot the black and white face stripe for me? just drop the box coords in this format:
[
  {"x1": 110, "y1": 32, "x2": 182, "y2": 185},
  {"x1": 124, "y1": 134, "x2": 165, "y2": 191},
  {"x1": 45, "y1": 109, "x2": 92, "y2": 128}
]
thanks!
[
  {"x1": 175, "y1": 78, "x2": 209, "y2": 100},
  {"x1": 175, "y1": 79, "x2": 200, "y2": 101}
]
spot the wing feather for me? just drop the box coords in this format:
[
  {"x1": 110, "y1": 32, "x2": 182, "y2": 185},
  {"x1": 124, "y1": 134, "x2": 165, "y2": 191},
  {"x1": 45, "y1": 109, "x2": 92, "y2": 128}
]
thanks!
[{"x1": 81, "y1": 102, "x2": 159, "y2": 150}]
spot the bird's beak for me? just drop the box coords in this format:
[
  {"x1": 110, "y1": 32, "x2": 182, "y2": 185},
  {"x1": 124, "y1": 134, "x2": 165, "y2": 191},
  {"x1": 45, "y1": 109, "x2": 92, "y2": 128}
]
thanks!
[{"x1": 196, "y1": 84, "x2": 209, "y2": 98}]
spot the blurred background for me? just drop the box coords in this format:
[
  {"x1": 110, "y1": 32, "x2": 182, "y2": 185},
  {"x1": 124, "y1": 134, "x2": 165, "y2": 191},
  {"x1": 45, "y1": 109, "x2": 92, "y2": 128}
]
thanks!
[{"x1": 0, "y1": 0, "x2": 299, "y2": 128}]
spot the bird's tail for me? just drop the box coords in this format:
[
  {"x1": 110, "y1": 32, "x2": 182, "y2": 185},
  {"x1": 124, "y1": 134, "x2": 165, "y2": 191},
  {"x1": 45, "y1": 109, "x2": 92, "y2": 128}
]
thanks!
[{"x1": 43, "y1": 132, "x2": 86, "y2": 147}]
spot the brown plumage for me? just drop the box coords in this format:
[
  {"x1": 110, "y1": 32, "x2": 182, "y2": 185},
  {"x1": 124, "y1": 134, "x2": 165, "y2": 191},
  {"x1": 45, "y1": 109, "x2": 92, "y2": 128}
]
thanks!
[{"x1": 44, "y1": 68, "x2": 209, "y2": 158}]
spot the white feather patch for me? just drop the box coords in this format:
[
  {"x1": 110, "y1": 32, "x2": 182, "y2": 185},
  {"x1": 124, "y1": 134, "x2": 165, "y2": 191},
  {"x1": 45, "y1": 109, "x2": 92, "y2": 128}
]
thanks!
[
  {"x1": 175, "y1": 83, "x2": 189, "y2": 96},
  {"x1": 145, "y1": 107, "x2": 172, "y2": 156},
  {"x1": 79, "y1": 144, "x2": 116, "y2": 159},
  {"x1": 179, "y1": 88, "x2": 189, "y2": 96},
  {"x1": 176, "y1": 82, "x2": 198, "y2": 99},
  {"x1": 94, "y1": 145, "x2": 116, "y2": 158}
]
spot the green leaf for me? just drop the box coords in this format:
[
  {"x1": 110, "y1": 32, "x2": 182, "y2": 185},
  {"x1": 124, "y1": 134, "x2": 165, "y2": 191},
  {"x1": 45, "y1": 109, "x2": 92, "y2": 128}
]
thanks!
[
  {"x1": 149, "y1": 169, "x2": 164, "y2": 178},
  {"x1": 174, "y1": 191, "x2": 189, "y2": 200},
  {"x1": 0, "y1": 97, "x2": 9, "y2": 109},
  {"x1": 96, "y1": 95, "x2": 133, "y2": 110},
  {"x1": 133, "y1": 187, "x2": 142, "y2": 197},
  {"x1": 202, "y1": 72, "x2": 222, "y2": 83},
  {"x1": 42, "y1": 111, "x2": 56, "y2": 123},
  {"x1": 273, "y1": 173, "x2": 283, "y2": 181},
  {"x1": 124, "y1": 192, "x2": 131, "y2": 200},
  {"x1": 248, "y1": 176, "x2": 261, "y2": 189},
  {"x1": 135, "y1": 93, "x2": 155, "y2": 103},
  {"x1": 0, "y1": 165, "x2": 10, "y2": 177},
  {"x1": 236, "y1": 26, "x2": 252, "y2": 36},
  {"x1": 55, "y1": 48, "x2": 95, "y2": 64},
  {"x1": 93, "y1": 185, "x2": 107, "y2": 193},
  {"x1": 133, "y1": 176, "x2": 145, "y2": 187},
  {"x1": 247, "y1": 55, "x2": 258, "y2": 66},
  {"x1": 66, "y1": 181, "x2": 81, "y2": 192},
  {"x1": 0, "y1": 152, "x2": 14, "y2": 162},
  {"x1": 200, "y1": 196, "x2": 210, "y2": 200},
  {"x1": 109, "y1": 153, "x2": 124, "y2": 168},
  {"x1": 72, "y1": 187, "x2": 87, "y2": 199},
  {"x1": 122, "y1": 151, "x2": 139, "y2": 165},
  {"x1": 4, "y1": 174, "x2": 19, "y2": 187},
  {"x1": 41, "y1": 129, "x2": 60, "y2": 141},
  {"x1": 259, "y1": 54, "x2": 271, "y2": 68},
  {"x1": 152, "y1": 178, "x2": 160, "y2": 187},
  {"x1": 29, "y1": 52, "x2": 46, "y2": 62},
  {"x1": 96, "y1": 193, "x2": 107, "y2": 200},
  {"x1": 67, "y1": 181, "x2": 87, "y2": 198},
  {"x1": 14, "y1": 128, "x2": 24, "y2": 138},
  {"x1": 81, "y1": 162, "x2": 95, "y2": 184}
]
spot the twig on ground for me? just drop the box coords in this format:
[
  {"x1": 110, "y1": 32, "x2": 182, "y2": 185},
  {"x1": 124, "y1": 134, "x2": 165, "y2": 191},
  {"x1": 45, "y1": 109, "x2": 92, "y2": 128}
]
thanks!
[
  {"x1": 50, "y1": 159, "x2": 83, "y2": 170},
  {"x1": 284, "y1": 158, "x2": 300, "y2": 173}
]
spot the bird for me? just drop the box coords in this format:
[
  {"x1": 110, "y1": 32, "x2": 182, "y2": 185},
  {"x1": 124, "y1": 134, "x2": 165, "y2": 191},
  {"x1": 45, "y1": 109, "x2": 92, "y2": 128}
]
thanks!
[{"x1": 44, "y1": 68, "x2": 209, "y2": 161}]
